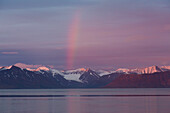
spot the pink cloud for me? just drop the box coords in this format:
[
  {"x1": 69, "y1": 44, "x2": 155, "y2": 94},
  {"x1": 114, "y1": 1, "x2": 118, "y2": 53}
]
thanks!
[
  {"x1": 1, "y1": 52, "x2": 19, "y2": 55},
  {"x1": 14, "y1": 63, "x2": 54, "y2": 69}
]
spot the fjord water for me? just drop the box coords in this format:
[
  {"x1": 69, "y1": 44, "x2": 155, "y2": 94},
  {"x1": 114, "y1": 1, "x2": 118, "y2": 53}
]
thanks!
[{"x1": 0, "y1": 89, "x2": 170, "y2": 113}]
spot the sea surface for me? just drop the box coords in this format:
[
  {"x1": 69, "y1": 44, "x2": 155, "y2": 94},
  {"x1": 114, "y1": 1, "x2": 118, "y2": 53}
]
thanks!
[{"x1": 0, "y1": 88, "x2": 170, "y2": 113}]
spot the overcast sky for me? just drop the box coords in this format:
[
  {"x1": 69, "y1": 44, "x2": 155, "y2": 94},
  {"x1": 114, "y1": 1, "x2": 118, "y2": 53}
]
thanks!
[{"x1": 0, "y1": 0, "x2": 170, "y2": 69}]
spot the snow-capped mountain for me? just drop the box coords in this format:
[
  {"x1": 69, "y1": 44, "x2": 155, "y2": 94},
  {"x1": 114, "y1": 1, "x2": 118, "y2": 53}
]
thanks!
[
  {"x1": 116, "y1": 65, "x2": 165, "y2": 74},
  {"x1": 61, "y1": 68, "x2": 109, "y2": 83},
  {"x1": 161, "y1": 66, "x2": 170, "y2": 71},
  {"x1": 116, "y1": 68, "x2": 130, "y2": 74},
  {"x1": 0, "y1": 65, "x2": 65, "y2": 88},
  {"x1": 0, "y1": 63, "x2": 170, "y2": 88},
  {"x1": 62, "y1": 68, "x2": 86, "y2": 74},
  {"x1": 0, "y1": 65, "x2": 84, "y2": 88},
  {"x1": 14, "y1": 63, "x2": 43, "y2": 69},
  {"x1": 132, "y1": 65, "x2": 163, "y2": 74},
  {"x1": 79, "y1": 68, "x2": 100, "y2": 84},
  {"x1": 61, "y1": 68, "x2": 86, "y2": 82},
  {"x1": 13, "y1": 63, "x2": 54, "y2": 71},
  {"x1": 35, "y1": 66, "x2": 50, "y2": 71},
  {"x1": 96, "y1": 70, "x2": 113, "y2": 76},
  {"x1": 4, "y1": 63, "x2": 170, "y2": 76},
  {"x1": 0, "y1": 66, "x2": 13, "y2": 71},
  {"x1": 62, "y1": 68, "x2": 114, "y2": 82}
]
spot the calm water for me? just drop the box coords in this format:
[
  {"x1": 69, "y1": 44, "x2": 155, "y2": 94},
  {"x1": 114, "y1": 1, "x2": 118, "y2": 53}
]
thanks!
[{"x1": 0, "y1": 88, "x2": 170, "y2": 113}]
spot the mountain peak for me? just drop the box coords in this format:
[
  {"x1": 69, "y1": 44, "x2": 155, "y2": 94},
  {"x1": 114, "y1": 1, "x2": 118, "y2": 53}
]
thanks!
[
  {"x1": 79, "y1": 68, "x2": 100, "y2": 84},
  {"x1": 161, "y1": 66, "x2": 170, "y2": 71},
  {"x1": 84, "y1": 68, "x2": 100, "y2": 77},
  {"x1": 130, "y1": 65, "x2": 163, "y2": 74},
  {"x1": 78, "y1": 68, "x2": 86, "y2": 71},
  {"x1": 116, "y1": 68, "x2": 129, "y2": 73},
  {"x1": 115, "y1": 65, "x2": 163, "y2": 74},
  {"x1": 10, "y1": 65, "x2": 22, "y2": 70},
  {"x1": 0, "y1": 65, "x2": 13, "y2": 71},
  {"x1": 35, "y1": 66, "x2": 50, "y2": 71},
  {"x1": 14, "y1": 63, "x2": 43, "y2": 69},
  {"x1": 150, "y1": 65, "x2": 159, "y2": 69},
  {"x1": 85, "y1": 68, "x2": 98, "y2": 72},
  {"x1": 144, "y1": 65, "x2": 162, "y2": 73},
  {"x1": 86, "y1": 68, "x2": 92, "y2": 72}
]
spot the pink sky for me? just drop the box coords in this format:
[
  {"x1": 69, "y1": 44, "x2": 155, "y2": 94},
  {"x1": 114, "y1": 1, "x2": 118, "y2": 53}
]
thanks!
[{"x1": 0, "y1": 0, "x2": 170, "y2": 69}]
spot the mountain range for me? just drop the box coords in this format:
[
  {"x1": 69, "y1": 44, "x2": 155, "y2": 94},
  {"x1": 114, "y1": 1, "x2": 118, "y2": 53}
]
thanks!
[{"x1": 0, "y1": 63, "x2": 170, "y2": 88}]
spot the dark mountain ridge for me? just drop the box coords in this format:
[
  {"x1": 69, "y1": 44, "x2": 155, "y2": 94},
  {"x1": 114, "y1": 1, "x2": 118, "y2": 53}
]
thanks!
[
  {"x1": 0, "y1": 66, "x2": 83, "y2": 89},
  {"x1": 0, "y1": 65, "x2": 170, "y2": 88},
  {"x1": 104, "y1": 71, "x2": 170, "y2": 88}
]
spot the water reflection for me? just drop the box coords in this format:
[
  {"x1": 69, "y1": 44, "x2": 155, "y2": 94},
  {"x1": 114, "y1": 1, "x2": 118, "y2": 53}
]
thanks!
[
  {"x1": 0, "y1": 89, "x2": 170, "y2": 113},
  {"x1": 65, "y1": 96, "x2": 169, "y2": 113}
]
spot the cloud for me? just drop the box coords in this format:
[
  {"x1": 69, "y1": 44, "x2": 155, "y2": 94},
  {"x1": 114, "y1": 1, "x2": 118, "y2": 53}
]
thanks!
[
  {"x1": 14, "y1": 63, "x2": 54, "y2": 69},
  {"x1": 0, "y1": 0, "x2": 99, "y2": 10},
  {"x1": 1, "y1": 52, "x2": 19, "y2": 55}
]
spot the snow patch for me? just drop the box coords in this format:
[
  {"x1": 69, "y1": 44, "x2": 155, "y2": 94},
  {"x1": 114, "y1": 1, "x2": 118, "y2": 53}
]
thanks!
[{"x1": 63, "y1": 73, "x2": 82, "y2": 82}]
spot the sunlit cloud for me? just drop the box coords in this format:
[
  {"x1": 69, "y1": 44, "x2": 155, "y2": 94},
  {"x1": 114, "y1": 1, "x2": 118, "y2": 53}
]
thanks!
[
  {"x1": 14, "y1": 63, "x2": 54, "y2": 69},
  {"x1": 1, "y1": 52, "x2": 19, "y2": 55}
]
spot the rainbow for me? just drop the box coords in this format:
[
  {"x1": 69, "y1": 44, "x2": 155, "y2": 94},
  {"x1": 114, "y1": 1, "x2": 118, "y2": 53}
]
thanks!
[{"x1": 67, "y1": 11, "x2": 81, "y2": 69}]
